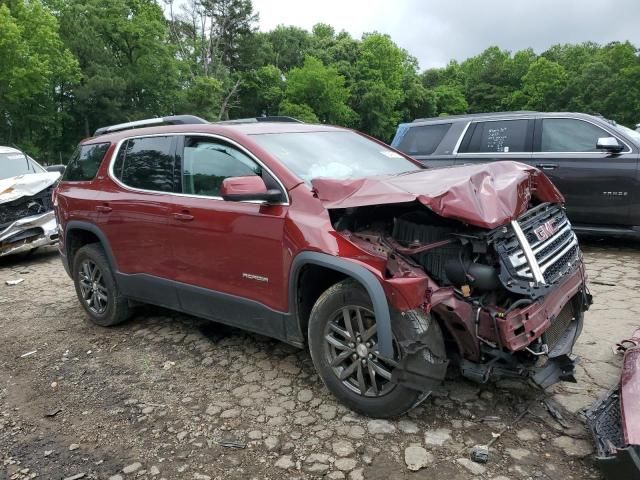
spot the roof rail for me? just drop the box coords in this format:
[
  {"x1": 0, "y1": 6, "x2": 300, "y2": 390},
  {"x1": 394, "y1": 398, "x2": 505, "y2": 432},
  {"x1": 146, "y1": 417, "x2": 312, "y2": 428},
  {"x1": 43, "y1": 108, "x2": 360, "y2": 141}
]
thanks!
[
  {"x1": 215, "y1": 116, "x2": 303, "y2": 125},
  {"x1": 93, "y1": 115, "x2": 209, "y2": 136},
  {"x1": 412, "y1": 111, "x2": 538, "y2": 123}
]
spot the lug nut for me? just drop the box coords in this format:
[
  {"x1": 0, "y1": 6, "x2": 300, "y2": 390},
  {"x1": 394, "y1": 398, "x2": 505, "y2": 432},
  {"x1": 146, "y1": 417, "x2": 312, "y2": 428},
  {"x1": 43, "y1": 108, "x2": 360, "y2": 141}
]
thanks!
[
  {"x1": 352, "y1": 353, "x2": 358, "y2": 360},
  {"x1": 368, "y1": 353, "x2": 373, "y2": 359},
  {"x1": 361, "y1": 359, "x2": 367, "y2": 365},
  {"x1": 348, "y1": 343, "x2": 355, "y2": 348},
  {"x1": 365, "y1": 342, "x2": 371, "y2": 348}
]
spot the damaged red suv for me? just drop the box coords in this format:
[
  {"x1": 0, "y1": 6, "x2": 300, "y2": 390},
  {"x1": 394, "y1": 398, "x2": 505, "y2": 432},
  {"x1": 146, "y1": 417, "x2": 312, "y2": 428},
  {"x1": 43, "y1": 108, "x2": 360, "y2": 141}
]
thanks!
[{"x1": 54, "y1": 115, "x2": 591, "y2": 418}]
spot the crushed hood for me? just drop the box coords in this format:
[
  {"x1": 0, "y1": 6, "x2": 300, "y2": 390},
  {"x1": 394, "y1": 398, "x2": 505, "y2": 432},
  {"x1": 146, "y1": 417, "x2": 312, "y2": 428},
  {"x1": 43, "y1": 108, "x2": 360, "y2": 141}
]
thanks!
[
  {"x1": 0, "y1": 172, "x2": 60, "y2": 204},
  {"x1": 311, "y1": 161, "x2": 564, "y2": 229}
]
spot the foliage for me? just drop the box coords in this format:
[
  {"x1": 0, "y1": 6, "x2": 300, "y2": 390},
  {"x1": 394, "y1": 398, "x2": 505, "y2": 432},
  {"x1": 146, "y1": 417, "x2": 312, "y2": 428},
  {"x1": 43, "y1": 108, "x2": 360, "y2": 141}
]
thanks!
[
  {"x1": 282, "y1": 56, "x2": 355, "y2": 125},
  {"x1": 1, "y1": 0, "x2": 640, "y2": 163},
  {"x1": 0, "y1": 0, "x2": 79, "y2": 160}
]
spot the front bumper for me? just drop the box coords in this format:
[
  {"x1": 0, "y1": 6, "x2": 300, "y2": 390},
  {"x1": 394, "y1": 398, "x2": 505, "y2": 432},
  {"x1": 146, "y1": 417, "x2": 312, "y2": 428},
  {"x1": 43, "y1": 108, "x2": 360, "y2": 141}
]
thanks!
[
  {"x1": 0, "y1": 210, "x2": 58, "y2": 257},
  {"x1": 493, "y1": 265, "x2": 588, "y2": 353}
]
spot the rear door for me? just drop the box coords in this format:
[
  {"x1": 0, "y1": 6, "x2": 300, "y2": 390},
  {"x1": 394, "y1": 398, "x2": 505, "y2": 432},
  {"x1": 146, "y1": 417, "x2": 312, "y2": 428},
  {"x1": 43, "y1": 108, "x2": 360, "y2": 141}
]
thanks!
[
  {"x1": 531, "y1": 117, "x2": 637, "y2": 226},
  {"x1": 392, "y1": 122, "x2": 457, "y2": 167},
  {"x1": 454, "y1": 118, "x2": 534, "y2": 166},
  {"x1": 96, "y1": 135, "x2": 180, "y2": 283}
]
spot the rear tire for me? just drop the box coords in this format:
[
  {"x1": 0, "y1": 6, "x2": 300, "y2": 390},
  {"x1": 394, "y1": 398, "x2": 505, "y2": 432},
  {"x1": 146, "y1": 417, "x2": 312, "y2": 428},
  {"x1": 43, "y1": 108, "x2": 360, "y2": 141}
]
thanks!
[
  {"x1": 72, "y1": 244, "x2": 130, "y2": 327},
  {"x1": 308, "y1": 279, "x2": 445, "y2": 418}
]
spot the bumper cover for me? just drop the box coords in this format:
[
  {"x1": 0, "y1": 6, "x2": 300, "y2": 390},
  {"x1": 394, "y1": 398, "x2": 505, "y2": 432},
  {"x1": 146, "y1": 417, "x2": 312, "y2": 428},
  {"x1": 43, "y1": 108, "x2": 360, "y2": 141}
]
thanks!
[
  {"x1": 0, "y1": 210, "x2": 58, "y2": 257},
  {"x1": 585, "y1": 329, "x2": 640, "y2": 480}
]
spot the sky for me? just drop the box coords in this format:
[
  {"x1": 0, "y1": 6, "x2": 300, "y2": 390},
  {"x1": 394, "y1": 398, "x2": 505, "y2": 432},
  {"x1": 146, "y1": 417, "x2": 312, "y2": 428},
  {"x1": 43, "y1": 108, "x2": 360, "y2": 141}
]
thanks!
[{"x1": 251, "y1": 0, "x2": 640, "y2": 70}]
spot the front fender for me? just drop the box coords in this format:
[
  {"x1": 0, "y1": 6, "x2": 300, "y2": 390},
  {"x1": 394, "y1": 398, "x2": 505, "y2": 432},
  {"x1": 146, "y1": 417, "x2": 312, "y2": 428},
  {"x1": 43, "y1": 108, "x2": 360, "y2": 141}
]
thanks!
[{"x1": 289, "y1": 252, "x2": 394, "y2": 358}]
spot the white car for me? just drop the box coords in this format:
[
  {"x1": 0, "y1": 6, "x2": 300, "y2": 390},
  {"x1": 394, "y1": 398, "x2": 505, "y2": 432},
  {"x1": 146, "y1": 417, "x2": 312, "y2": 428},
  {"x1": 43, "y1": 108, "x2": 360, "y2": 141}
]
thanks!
[{"x1": 0, "y1": 146, "x2": 61, "y2": 256}]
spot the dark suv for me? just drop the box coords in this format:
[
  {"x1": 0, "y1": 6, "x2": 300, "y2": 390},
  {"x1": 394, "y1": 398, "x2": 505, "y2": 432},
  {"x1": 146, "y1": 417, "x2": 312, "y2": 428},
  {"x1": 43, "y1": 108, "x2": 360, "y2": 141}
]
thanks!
[
  {"x1": 392, "y1": 112, "x2": 640, "y2": 239},
  {"x1": 54, "y1": 115, "x2": 591, "y2": 417}
]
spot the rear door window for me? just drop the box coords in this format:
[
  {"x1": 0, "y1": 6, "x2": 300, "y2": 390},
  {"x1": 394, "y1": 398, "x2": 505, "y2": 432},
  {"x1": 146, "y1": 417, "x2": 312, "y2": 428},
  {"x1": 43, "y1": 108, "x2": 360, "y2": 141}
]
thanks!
[
  {"x1": 540, "y1": 118, "x2": 615, "y2": 152},
  {"x1": 396, "y1": 124, "x2": 451, "y2": 156},
  {"x1": 114, "y1": 136, "x2": 176, "y2": 192},
  {"x1": 63, "y1": 143, "x2": 110, "y2": 181},
  {"x1": 460, "y1": 119, "x2": 530, "y2": 153}
]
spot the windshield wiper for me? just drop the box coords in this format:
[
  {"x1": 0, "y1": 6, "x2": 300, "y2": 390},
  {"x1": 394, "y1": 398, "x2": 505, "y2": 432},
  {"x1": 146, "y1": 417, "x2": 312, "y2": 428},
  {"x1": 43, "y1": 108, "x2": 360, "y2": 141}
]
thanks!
[{"x1": 11, "y1": 144, "x2": 32, "y2": 173}]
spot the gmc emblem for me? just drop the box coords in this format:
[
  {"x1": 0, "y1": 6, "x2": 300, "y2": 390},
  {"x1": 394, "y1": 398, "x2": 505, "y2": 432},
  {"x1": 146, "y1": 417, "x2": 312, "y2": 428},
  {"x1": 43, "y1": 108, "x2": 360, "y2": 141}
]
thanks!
[{"x1": 534, "y1": 220, "x2": 557, "y2": 241}]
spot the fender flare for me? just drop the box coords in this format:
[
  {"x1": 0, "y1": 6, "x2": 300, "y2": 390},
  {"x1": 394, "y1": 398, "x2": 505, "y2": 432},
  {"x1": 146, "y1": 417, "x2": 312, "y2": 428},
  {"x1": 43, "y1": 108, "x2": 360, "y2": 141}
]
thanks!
[
  {"x1": 289, "y1": 252, "x2": 393, "y2": 358},
  {"x1": 64, "y1": 221, "x2": 119, "y2": 271}
]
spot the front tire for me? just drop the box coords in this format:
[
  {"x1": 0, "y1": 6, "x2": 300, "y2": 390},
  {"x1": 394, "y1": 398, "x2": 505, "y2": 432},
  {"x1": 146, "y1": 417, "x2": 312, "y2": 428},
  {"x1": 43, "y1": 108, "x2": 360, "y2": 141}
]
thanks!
[
  {"x1": 72, "y1": 244, "x2": 130, "y2": 327},
  {"x1": 308, "y1": 279, "x2": 445, "y2": 418}
]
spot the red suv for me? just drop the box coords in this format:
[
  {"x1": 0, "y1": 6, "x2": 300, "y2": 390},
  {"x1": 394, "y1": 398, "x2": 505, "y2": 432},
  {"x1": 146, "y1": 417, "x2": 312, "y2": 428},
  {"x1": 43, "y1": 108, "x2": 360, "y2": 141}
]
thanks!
[{"x1": 54, "y1": 115, "x2": 591, "y2": 417}]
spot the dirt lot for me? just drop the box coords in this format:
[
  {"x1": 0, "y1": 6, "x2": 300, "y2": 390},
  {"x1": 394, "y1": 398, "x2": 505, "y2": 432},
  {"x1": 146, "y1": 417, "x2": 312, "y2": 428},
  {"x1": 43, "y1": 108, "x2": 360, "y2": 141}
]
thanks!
[{"x1": 1, "y1": 239, "x2": 639, "y2": 480}]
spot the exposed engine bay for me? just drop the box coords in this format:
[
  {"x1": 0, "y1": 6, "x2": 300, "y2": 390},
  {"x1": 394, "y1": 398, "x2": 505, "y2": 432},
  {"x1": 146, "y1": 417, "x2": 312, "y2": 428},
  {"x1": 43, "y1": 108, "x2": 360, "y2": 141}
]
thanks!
[{"x1": 331, "y1": 200, "x2": 592, "y2": 388}]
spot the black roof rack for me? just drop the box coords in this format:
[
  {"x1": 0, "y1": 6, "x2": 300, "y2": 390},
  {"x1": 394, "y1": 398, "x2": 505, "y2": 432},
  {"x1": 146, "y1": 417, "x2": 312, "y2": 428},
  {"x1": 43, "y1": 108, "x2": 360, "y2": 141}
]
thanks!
[
  {"x1": 412, "y1": 111, "x2": 538, "y2": 123},
  {"x1": 215, "y1": 116, "x2": 303, "y2": 125},
  {"x1": 93, "y1": 115, "x2": 209, "y2": 136}
]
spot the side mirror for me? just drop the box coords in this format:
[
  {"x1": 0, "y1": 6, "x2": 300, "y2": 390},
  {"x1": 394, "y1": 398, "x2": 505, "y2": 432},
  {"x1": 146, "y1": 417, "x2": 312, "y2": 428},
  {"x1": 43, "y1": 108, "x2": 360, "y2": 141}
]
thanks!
[
  {"x1": 596, "y1": 137, "x2": 623, "y2": 153},
  {"x1": 220, "y1": 176, "x2": 282, "y2": 203},
  {"x1": 46, "y1": 164, "x2": 66, "y2": 174}
]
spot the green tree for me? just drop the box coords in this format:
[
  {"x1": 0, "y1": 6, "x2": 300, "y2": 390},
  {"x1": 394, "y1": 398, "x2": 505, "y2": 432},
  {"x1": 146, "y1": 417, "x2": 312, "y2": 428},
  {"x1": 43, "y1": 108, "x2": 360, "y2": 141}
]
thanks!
[
  {"x1": 265, "y1": 25, "x2": 312, "y2": 71},
  {"x1": 0, "y1": 0, "x2": 79, "y2": 160},
  {"x1": 282, "y1": 56, "x2": 355, "y2": 124},
  {"x1": 54, "y1": 0, "x2": 179, "y2": 137},
  {"x1": 352, "y1": 33, "x2": 407, "y2": 139},
  {"x1": 238, "y1": 64, "x2": 285, "y2": 116},
  {"x1": 520, "y1": 57, "x2": 568, "y2": 111},
  {"x1": 433, "y1": 85, "x2": 468, "y2": 115}
]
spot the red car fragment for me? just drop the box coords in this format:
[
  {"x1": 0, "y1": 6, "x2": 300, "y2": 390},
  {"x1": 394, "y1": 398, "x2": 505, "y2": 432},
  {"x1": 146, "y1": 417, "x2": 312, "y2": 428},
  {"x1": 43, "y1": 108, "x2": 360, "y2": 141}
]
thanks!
[{"x1": 586, "y1": 328, "x2": 640, "y2": 479}]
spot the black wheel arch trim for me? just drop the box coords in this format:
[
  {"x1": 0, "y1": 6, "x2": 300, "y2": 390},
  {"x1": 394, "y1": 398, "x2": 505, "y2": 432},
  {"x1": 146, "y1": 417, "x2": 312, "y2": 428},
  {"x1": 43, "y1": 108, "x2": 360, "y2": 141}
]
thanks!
[
  {"x1": 64, "y1": 221, "x2": 119, "y2": 272},
  {"x1": 289, "y1": 252, "x2": 394, "y2": 358}
]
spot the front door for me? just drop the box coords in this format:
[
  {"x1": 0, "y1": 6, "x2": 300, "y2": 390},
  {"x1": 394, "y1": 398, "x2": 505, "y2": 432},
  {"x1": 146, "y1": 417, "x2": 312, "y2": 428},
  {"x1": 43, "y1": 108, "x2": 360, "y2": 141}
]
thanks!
[
  {"x1": 169, "y1": 135, "x2": 290, "y2": 333},
  {"x1": 531, "y1": 117, "x2": 638, "y2": 227}
]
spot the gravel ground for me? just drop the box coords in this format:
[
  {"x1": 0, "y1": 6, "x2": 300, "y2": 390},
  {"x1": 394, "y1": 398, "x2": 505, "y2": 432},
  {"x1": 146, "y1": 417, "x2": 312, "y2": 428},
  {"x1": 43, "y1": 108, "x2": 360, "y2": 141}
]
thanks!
[{"x1": 1, "y1": 238, "x2": 638, "y2": 480}]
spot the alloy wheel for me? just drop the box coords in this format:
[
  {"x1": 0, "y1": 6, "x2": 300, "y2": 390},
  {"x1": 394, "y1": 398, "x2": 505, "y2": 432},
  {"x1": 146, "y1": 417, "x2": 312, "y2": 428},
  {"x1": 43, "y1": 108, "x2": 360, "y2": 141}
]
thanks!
[
  {"x1": 78, "y1": 259, "x2": 109, "y2": 315},
  {"x1": 323, "y1": 305, "x2": 398, "y2": 397}
]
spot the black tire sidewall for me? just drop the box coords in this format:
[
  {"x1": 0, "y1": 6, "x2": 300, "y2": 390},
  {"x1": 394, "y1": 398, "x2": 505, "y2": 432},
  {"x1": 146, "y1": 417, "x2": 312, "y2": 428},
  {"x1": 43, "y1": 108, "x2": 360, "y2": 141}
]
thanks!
[
  {"x1": 72, "y1": 244, "x2": 124, "y2": 327},
  {"x1": 308, "y1": 280, "x2": 423, "y2": 418}
]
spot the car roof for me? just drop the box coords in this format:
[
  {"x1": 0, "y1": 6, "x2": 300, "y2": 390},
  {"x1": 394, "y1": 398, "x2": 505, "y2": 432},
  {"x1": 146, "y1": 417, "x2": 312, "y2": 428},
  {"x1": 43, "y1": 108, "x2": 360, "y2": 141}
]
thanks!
[
  {"x1": 408, "y1": 111, "x2": 606, "y2": 125},
  {"x1": 82, "y1": 121, "x2": 345, "y2": 144}
]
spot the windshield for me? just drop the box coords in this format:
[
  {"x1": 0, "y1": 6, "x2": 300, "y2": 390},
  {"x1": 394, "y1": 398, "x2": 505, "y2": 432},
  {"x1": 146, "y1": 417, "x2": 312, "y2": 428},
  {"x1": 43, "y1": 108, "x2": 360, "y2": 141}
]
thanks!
[
  {"x1": 250, "y1": 131, "x2": 422, "y2": 182},
  {"x1": 0, "y1": 153, "x2": 45, "y2": 180},
  {"x1": 612, "y1": 123, "x2": 640, "y2": 144}
]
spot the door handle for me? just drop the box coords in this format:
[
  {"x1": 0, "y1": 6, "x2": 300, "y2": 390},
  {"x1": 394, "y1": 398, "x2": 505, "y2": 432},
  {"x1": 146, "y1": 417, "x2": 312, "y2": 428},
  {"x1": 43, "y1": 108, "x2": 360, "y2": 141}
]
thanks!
[
  {"x1": 171, "y1": 211, "x2": 194, "y2": 221},
  {"x1": 536, "y1": 163, "x2": 558, "y2": 171},
  {"x1": 96, "y1": 204, "x2": 112, "y2": 213}
]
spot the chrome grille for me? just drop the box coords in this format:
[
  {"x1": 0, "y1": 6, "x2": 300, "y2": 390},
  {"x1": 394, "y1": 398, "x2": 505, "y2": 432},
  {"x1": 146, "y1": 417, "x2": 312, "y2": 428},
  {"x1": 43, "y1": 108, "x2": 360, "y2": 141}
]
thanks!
[{"x1": 502, "y1": 204, "x2": 580, "y2": 285}]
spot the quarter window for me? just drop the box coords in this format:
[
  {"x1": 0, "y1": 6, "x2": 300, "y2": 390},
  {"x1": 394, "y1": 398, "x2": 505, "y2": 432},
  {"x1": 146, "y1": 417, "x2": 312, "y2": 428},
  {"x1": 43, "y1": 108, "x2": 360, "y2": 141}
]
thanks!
[
  {"x1": 182, "y1": 137, "x2": 261, "y2": 197},
  {"x1": 63, "y1": 143, "x2": 110, "y2": 181},
  {"x1": 396, "y1": 123, "x2": 451, "y2": 156},
  {"x1": 114, "y1": 136, "x2": 176, "y2": 192},
  {"x1": 541, "y1": 118, "x2": 616, "y2": 152},
  {"x1": 461, "y1": 119, "x2": 529, "y2": 153}
]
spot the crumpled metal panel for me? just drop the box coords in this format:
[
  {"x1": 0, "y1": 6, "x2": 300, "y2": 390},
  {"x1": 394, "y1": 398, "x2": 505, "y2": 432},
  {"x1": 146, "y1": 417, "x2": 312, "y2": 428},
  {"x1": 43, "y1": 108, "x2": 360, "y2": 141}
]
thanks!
[
  {"x1": 0, "y1": 172, "x2": 60, "y2": 204},
  {"x1": 311, "y1": 161, "x2": 564, "y2": 230},
  {"x1": 0, "y1": 211, "x2": 58, "y2": 256}
]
